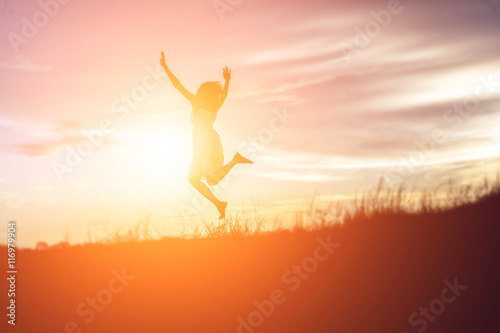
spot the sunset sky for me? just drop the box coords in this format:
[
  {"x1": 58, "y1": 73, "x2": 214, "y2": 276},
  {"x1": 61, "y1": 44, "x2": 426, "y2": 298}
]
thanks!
[{"x1": 1, "y1": 0, "x2": 499, "y2": 247}]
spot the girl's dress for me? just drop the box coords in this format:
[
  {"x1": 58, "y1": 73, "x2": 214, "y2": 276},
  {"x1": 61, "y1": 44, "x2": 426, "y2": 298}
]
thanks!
[{"x1": 189, "y1": 108, "x2": 224, "y2": 179}]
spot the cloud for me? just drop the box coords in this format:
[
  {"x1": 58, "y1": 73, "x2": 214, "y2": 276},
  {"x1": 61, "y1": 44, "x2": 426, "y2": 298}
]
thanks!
[
  {"x1": 70, "y1": 181, "x2": 91, "y2": 189},
  {"x1": 0, "y1": 191, "x2": 24, "y2": 211},
  {"x1": 256, "y1": 171, "x2": 342, "y2": 182},
  {"x1": 0, "y1": 55, "x2": 52, "y2": 71},
  {"x1": 0, "y1": 118, "x2": 116, "y2": 157},
  {"x1": 0, "y1": 138, "x2": 74, "y2": 156}
]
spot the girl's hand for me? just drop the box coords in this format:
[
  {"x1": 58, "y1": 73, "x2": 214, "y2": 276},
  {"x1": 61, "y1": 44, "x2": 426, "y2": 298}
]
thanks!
[
  {"x1": 223, "y1": 66, "x2": 231, "y2": 81},
  {"x1": 160, "y1": 51, "x2": 167, "y2": 69}
]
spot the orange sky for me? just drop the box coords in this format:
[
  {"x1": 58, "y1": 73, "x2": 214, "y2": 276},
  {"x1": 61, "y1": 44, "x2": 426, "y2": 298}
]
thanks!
[{"x1": 1, "y1": 0, "x2": 500, "y2": 247}]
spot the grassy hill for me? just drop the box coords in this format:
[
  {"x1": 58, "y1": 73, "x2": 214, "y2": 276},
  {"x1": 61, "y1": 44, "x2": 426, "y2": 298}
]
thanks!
[{"x1": 1, "y1": 181, "x2": 499, "y2": 333}]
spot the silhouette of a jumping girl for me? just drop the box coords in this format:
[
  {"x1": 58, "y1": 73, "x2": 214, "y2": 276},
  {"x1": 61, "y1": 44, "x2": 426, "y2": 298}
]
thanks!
[{"x1": 160, "y1": 51, "x2": 253, "y2": 218}]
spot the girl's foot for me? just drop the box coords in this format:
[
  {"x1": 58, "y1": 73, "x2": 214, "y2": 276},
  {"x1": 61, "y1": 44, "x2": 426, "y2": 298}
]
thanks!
[
  {"x1": 216, "y1": 201, "x2": 227, "y2": 219},
  {"x1": 233, "y1": 152, "x2": 254, "y2": 164}
]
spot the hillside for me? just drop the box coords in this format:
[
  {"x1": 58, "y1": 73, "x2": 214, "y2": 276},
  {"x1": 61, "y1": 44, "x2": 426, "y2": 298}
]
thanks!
[{"x1": 1, "y1": 187, "x2": 499, "y2": 333}]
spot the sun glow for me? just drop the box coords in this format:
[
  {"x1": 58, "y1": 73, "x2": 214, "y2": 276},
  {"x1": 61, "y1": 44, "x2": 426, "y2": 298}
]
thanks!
[{"x1": 116, "y1": 117, "x2": 193, "y2": 189}]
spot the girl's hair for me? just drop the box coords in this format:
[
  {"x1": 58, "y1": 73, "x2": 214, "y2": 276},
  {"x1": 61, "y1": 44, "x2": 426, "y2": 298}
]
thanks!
[{"x1": 196, "y1": 81, "x2": 223, "y2": 109}]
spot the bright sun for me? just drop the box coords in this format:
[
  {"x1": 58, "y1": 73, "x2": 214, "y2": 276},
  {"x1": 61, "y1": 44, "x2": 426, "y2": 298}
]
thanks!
[{"x1": 117, "y1": 118, "x2": 193, "y2": 187}]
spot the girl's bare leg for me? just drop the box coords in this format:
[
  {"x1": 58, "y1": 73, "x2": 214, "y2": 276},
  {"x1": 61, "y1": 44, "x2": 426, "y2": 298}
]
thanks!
[
  {"x1": 207, "y1": 152, "x2": 253, "y2": 186},
  {"x1": 189, "y1": 177, "x2": 227, "y2": 218}
]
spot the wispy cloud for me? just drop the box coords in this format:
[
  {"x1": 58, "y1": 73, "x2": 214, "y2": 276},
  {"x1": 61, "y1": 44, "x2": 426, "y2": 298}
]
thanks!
[
  {"x1": 0, "y1": 191, "x2": 24, "y2": 211},
  {"x1": 0, "y1": 118, "x2": 116, "y2": 157},
  {"x1": 0, "y1": 139, "x2": 73, "y2": 156},
  {"x1": 0, "y1": 55, "x2": 51, "y2": 71}
]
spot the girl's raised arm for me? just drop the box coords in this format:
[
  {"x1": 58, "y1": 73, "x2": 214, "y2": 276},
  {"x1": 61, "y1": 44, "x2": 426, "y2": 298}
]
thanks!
[
  {"x1": 218, "y1": 66, "x2": 231, "y2": 108},
  {"x1": 160, "y1": 51, "x2": 195, "y2": 102}
]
